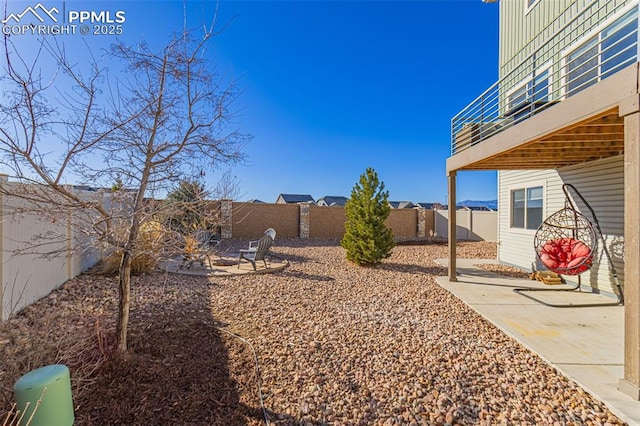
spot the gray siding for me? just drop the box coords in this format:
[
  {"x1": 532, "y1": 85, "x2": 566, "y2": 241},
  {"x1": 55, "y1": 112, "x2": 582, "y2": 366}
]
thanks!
[{"x1": 498, "y1": 155, "x2": 624, "y2": 296}]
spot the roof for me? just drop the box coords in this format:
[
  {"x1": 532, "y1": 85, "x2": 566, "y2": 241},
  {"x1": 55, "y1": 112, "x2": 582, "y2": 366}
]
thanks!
[
  {"x1": 415, "y1": 202, "x2": 445, "y2": 209},
  {"x1": 389, "y1": 201, "x2": 415, "y2": 209},
  {"x1": 317, "y1": 196, "x2": 348, "y2": 206},
  {"x1": 276, "y1": 193, "x2": 315, "y2": 203}
]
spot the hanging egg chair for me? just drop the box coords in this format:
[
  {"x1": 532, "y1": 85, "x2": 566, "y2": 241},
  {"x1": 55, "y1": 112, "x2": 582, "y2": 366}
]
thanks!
[
  {"x1": 533, "y1": 185, "x2": 597, "y2": 276},
  {"x1": 517, "y1": 183, "x2": 623, "y2": 307}
]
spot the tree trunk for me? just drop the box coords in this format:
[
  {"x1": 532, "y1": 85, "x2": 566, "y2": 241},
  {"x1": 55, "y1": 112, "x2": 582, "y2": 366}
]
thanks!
[{"x1": 116, "y1": 250, "x2": 133, "y2": 352}]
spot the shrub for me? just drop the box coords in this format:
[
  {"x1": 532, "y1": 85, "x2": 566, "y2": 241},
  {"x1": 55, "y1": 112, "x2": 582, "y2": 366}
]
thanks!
[
  {"x1": 101, "y1": 221, "x2": 169, "y2": 275},
  {"x1": 341, "y1": 167, "x2": 395, "y2": 265}
]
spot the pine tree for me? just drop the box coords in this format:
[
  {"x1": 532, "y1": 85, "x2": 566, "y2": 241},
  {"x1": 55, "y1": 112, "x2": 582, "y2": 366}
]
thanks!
[
  {"x1": 165, "y1": 179, "x2": 211, "y2": 235},
  {"x1": 341, "y1": 167, "x2": 395, "y2": 265}
]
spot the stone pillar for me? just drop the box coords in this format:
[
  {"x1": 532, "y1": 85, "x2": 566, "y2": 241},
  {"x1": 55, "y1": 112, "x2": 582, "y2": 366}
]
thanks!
[
  {"x1": 299, "y1": 202, "x2": 310, "y2": 239},
  {"x1": 448, "y1": 171, "x2": 457, "y2": 282},
  {"x1": 220, "y1": 199, "x2": 233, "y2": 239},
  {"x1": 417, "y1": 207, "x2": 427, "y2": 238},
  {"x1": 619, "y1": 109, "x2": 640, "y2": 400}
]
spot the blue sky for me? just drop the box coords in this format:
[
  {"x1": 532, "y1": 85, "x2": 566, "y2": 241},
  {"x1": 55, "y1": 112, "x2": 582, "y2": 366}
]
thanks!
[{"x1": 3, "y1": 0, "x2": 499, "y2": 204}]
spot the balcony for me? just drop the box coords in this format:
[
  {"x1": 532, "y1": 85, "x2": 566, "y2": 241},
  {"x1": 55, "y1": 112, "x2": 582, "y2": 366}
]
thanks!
[{"x1": 451, "y1": 2, "x2": 638, "y2": 157}]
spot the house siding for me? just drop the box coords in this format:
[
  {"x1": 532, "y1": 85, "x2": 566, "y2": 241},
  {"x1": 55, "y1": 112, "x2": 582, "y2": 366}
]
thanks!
[
  {"x1": 498, "y1": 155, "x2": 624, "y2": 295},
  {"x1": 499, "y1": 0, "x2": 632, "y2": 108},
  {"x1": 500, "y1": 0, "x2": 632, "y2": 73}
]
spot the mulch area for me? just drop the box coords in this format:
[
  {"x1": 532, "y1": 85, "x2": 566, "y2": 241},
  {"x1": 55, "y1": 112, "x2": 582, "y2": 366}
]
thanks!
[{"x1": 0, "y1": 240, "x2": 624, "y2": 425}]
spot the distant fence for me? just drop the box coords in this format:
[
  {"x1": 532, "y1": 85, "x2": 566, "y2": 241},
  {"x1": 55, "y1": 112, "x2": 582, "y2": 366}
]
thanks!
[
  {"x1": 0, "y1": 194, "x2": 496, "y2": 320},
  {"x1": 434, "y1": 209, "x2": 498, "y2": 241},
  {"x1": 218, "y1": 201, "x2": 497, "y2": 242},
  {"x1": 221, "y1": 201, "x2": 438, "y2": 240}
]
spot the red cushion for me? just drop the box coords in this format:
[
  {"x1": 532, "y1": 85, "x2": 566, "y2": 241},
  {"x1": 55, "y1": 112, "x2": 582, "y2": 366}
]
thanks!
[
  {"x1": 572, "y1": 241, "x2": 590, "y2": 258},
  {"x1": 540, "y1": 252, "x2": 558, "y2": 269},
  {"x1": 539, "y1": 238, "x2": 592, "y2": 274},
  {"x1": 567, "y1": 256, "x2": 586, "y2": 268}
]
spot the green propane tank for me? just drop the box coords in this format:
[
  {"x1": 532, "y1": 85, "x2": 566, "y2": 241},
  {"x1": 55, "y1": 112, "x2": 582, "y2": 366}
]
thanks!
[{"x1": 13, "y1": 364, "x2": 74, "y2": 426}]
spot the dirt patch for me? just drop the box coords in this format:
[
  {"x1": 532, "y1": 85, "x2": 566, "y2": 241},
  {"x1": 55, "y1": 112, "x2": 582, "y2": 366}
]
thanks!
[{"x1": 475, "y1": 263, "x2": 531, "y2": 279}]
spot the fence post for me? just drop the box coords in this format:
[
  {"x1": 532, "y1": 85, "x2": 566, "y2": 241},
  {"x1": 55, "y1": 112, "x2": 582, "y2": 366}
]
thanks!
[
  {"x1": 468, "y1": 210, "x2": 474, "y2": 240},
  {"x1": 299, "y1": 203, "x2": 310, "y2": 238},
  {"x1": 417, "y1": 207, "x2": 427, "y2": 238},
  {"x1": 220, "y1": 199, "x2": 233, "y2": 239}
]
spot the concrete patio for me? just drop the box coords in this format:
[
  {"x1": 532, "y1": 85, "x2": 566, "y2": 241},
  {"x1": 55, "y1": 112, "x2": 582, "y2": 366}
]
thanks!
[
  {"x1": 435, "y1": 258, "x2": 640, "y2": 425},
  {"x1": 160, "y1": 253, "x2": 289, "y2": 277}
]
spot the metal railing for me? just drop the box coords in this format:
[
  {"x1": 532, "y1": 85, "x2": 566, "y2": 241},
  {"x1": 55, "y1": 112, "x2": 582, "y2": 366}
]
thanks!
[{"x1": 451, "y1": 1, "x2": 638, "y2": 155}]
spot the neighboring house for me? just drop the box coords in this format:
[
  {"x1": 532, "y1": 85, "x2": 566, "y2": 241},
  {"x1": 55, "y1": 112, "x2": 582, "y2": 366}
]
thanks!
[
  {"x1": 415, "y1": 202, "x2": 446, "y2": 209},
  {"x1": 389, "y1": 201, "x2": 415, "y2": 209},
  {"x1": 316, "y1": 196, "x2": 348, "y2": 206},
  {"x1": 247, "y1": 199, "x2": 265, "y2": 203},
  {"x1": 447, "y1": 0, "x2": 640, "y2": 399},
  {"x1": 275, "y1": 193, "x2": 315, "y2": 204}
]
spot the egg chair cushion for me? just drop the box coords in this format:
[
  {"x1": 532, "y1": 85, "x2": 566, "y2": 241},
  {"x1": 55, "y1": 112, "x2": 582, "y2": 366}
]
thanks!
[{"x1": 538, "y1": 238, "x2": 593, "y2": 275}]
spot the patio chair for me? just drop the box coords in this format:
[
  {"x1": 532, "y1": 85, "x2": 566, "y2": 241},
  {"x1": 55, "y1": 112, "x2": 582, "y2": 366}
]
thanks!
[
  {"x1": 181, "y1": 230, "x2": 221, "y2": 269},
  {"x1": 238, "y1": 234, "x2": 273, "y2": 271},
  {"x1": 247, "y1": 228, "x2": 276, "y2": 251}
]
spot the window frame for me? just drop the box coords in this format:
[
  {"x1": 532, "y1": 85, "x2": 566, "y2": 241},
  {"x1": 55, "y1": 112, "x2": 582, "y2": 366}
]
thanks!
[
  {"x1": 504, "y1": 62, "x2": 552, "y2": 117},
  {"x1": 562, "y1": 4, "x2": 638, "y2": 99},
  {"x1": 508, "y1": 181, "x2": 546, "y2": 234},
  {"x1": 526, "y1": 0, "x2": 541, "y2": 14}
]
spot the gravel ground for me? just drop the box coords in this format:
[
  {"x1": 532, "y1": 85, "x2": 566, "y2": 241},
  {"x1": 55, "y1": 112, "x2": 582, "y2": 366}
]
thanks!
[{"x1": 0, "y1": 239, "x2": 624, "y2": 425}]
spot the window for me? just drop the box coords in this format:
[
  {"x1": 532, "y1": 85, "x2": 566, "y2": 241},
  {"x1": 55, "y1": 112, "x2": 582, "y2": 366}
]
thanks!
[
  {"x1": 508, "y1": 85, "x2": 528, "y2": 111},
  {"x1": 567, "y1": 36, "x2": 598, "y2": 96},
  {"x1": 531, "y1": 69, "x2": 549, "y2": 102},
  {"x1": 602, "y1": 10, "x2": 638, "y2": 78},
  {"x1": 565, "y1": 8, "x2": 638, "y2": 97},
  {"x1": 511, "y1": 186, "x2": 543, "y2": 230},
  {"x1": 506, "y1": 67, "x2": 550, "y2": 119}
]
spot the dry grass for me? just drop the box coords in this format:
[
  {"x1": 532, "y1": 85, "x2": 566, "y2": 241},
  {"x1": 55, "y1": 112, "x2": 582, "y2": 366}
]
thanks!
[{"x1": 101, "y1": 221, "x2": 177, "y2": 276}]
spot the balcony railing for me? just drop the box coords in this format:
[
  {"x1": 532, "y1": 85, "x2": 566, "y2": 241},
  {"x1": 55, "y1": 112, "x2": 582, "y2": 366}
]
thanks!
[{"x1": 451, "y1": 1, "x2": 639, "y2": 155}]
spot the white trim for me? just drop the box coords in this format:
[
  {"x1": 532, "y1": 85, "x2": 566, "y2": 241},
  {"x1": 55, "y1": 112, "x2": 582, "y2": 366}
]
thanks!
[
  {"x1": 525, "y1": 0, "x2": 541, "y2": 15},
  {"x1": 507, "y1": 180, "x2": 546, "y2": 233},
  {"x1": 560, "y1": 2, "x2": 638, "y2": 99}
]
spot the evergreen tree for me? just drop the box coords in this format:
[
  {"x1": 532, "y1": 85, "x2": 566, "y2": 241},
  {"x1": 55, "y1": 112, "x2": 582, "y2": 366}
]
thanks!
[
  {"x1": 165, "y1": 179, "x2": 211, "y2": 235},
  {"x1": 341, "y1": 167, "x2": 395, "y2": 265}
]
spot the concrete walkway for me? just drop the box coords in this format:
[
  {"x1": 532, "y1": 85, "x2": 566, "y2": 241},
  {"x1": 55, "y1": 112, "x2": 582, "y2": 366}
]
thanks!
[{"x1": 435, "y1": 258, "x2": 640, "y2": 425}]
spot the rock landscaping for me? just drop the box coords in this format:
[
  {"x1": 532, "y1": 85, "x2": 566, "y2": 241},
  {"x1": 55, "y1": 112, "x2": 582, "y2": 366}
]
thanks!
[{"x1": 0, "y1": 239, "x2": 624, "y2": 425}]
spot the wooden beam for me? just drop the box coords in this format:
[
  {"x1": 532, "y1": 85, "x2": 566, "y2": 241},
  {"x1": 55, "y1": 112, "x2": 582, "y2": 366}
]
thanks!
[
  {"x1": 448, "y1": 171, "x2": 457, "y2": 282},
  {"x1": 620, "y1": 111, "x2": 640, "y2": 400}
]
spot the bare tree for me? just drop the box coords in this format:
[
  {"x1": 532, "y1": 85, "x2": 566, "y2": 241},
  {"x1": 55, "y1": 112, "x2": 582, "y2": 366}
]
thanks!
[
  {"x1": 0, "y1": 26, "x2": 249, "y2": 351},
  {"x1": 211, "y1": 169, "x2": 242, "y2": 200}
]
